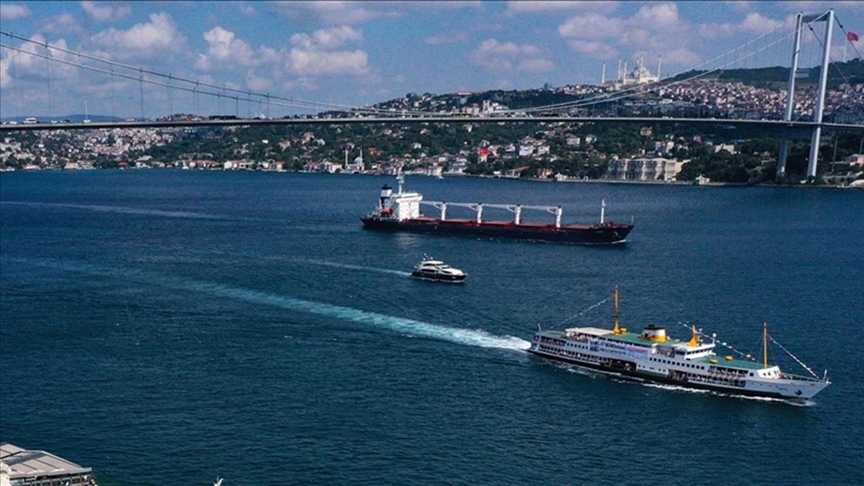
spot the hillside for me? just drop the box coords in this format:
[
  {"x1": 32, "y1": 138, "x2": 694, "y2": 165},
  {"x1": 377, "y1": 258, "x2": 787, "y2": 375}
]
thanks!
[{"x1": 667, "y1": 59, "x2": 864, "y2": 90}]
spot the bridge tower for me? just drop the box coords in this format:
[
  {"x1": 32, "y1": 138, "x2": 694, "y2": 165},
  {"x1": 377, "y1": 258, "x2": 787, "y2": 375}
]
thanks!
[{"x1": 777, "y1": 9, "x2": 835, "y2": 181}]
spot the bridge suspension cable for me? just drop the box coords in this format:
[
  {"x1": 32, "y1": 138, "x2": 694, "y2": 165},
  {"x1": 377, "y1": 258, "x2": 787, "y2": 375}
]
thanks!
[
  {"x1": 508, "y1": 23, "x2": 798, "y2": 115},
  {"x1": 804, "y1": 18, "x2": 859, "y2": 87},
  {"x1": 0, "y1": 30, "x2": 424, "y2": 117},
  {"x1": 834, "y1": 16, "x2": 863, "y2": 61},
  {"x1": 0, "y1": 12, "x2": 857, "y2": 121}
]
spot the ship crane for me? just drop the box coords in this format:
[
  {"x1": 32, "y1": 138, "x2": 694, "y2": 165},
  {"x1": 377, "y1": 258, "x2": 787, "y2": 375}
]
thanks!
[{"x1": 420, "y1": 201, "x2": 564, "y2": 227}]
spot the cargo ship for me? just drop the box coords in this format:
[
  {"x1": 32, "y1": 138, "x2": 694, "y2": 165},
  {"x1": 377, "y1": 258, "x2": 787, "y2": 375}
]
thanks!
[
  {"x1": 528, "y1": 287, "x2": 831, "y2": 401},
  {"x1": 361, "y1": 176, "x2": 634, "y2": 245}
]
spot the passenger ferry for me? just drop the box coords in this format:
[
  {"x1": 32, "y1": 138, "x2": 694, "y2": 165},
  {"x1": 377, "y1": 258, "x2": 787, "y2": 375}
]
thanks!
[{"x1": 528, "y1": 287, "x2": 830, "y2": 401}]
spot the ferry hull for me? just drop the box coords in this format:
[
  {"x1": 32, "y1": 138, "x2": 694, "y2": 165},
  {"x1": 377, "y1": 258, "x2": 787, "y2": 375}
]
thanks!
[
  {"x1": 361, "y1": 217, "x2": 633, "y2": 245},
  {"x1": 527, "y1": 347, "x2": 828, "y2": 401}
]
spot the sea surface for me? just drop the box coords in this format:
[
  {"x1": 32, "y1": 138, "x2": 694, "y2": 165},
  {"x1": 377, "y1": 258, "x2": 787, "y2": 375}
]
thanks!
[{"x1": 1, "y1": 171, "x2": 862, "y2": 486}]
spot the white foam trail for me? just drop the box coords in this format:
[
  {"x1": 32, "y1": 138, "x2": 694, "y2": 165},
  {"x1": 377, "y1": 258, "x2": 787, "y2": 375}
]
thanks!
[
  {"x1": 1, "y1": 201, "x2": 231, "y2": 220},
  {"x1": 188, "y1": 281, "x2": 529, "y2": 350},
  {"x1": 303, "y1": 258, "x2": 412, "y2": 277},
  {"x1": 14, "y1": 258, "x2": 529, "y2": 351}
]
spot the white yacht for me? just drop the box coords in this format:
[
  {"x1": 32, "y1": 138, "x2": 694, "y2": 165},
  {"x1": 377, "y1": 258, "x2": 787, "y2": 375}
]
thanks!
[{"x1": 411, "y1": 256, "x2": 467, "y2": 283}]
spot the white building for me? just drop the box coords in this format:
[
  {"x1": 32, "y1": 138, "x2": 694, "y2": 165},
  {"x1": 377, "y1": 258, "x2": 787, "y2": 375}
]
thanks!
[{"x1": 607, "y1": 157, "x2": 685, "y2": 181}]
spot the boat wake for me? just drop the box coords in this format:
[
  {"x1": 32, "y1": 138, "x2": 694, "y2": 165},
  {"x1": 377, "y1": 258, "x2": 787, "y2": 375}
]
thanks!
[
  {"x1": 301, "y1": 258, "x2": 412, "y2": 277},
  {"x1": 12, "y1": 258, "x2": 528, "y2": 351},
  {"x1": 190, "y1": 280, "x2": 528, "y2": 350},
  {"x1": 1, "y1": 201, "x2": 235, "y2": 220}
]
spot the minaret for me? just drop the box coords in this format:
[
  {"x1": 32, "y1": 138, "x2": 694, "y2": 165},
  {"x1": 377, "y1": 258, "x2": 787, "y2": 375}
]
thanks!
[
  {"x1": 601, "y1": 62, "x2": 606, "y2": 85},
  {"x1": 657, "y1": 55, "x2": 662, "y2": 81}
]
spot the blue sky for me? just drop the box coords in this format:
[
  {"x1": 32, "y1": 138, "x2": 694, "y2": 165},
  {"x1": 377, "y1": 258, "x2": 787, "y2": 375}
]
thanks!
[{"x1": 1, "y1": 1, "x2": 862, "y2": 119}]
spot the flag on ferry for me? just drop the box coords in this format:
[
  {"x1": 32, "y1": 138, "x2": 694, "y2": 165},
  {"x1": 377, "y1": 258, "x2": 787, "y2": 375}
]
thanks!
[{"x1": 848, "y1": 31, "x2": 860, "y2": 42}]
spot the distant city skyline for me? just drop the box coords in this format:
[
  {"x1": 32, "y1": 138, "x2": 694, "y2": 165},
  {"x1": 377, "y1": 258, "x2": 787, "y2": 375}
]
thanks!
[{"x1": 1, "y1": 1, "x2": 862, "y2": 119}]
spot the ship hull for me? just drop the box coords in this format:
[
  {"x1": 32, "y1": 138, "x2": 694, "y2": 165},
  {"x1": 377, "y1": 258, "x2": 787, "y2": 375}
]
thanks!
[
  {"x1": 527, "y1": 347, "x2": 828, "y2": 400},
  {"x1": 361, "y1": 217, "x2": 633, "y2": 245},
  {"x1": 411, "y1": 272, "x2": 466, "y2": 283}
]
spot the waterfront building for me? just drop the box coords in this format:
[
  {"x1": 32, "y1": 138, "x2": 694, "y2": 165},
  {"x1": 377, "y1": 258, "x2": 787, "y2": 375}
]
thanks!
[{"x1": 607, "y1": 157, "x2": 684, "y2": 181}]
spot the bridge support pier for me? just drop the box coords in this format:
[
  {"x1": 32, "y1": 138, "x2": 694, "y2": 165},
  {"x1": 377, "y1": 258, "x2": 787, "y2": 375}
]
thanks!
[
  {"x1": 777, "y1": 13, "x2": 803, "y2": 181},
  {"x1": 806, "y1": 9, "x2": 834, "y2": 179},
  {"x1": 778, "y1": 10, "x2": 834, "y2": 181}
]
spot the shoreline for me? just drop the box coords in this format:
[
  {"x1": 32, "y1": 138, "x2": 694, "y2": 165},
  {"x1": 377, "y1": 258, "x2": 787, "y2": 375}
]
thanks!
[{"x1": 1, "y1": 167, "x2": 861, "y2": 189}]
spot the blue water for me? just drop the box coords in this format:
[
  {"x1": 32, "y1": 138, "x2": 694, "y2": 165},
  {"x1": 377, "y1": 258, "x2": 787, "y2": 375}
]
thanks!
[{"x1": 1, "y1": 171, "x2": 862, "y2": 485}]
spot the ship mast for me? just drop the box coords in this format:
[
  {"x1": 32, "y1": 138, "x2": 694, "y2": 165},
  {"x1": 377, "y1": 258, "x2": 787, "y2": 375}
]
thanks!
[
  {"x1": 600, "y1": 199, "x2": 606, "y2": 224},
  {"x1": 612, "y1": 285, "x2": 621, "y2": 334},
  {"x1": 763, "y1": 322, "x2": 769, "y2": 368}
]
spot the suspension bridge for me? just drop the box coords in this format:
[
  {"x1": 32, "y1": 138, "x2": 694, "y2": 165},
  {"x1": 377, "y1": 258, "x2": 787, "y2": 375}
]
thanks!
[{"x1": 1, "y1": 8, "x2": 862, "y2": 179}]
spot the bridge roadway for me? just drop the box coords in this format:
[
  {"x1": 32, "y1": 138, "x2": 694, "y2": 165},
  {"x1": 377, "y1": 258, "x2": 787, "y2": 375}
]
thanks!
[{"x1": 1, "y1": 116, "x2": 862, "y2": 133}]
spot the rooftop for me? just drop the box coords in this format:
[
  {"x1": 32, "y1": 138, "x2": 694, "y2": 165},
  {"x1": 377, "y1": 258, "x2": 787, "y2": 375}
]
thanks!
[{"x1": 0, "y1": 442, "x2": 92, "y2": 480}]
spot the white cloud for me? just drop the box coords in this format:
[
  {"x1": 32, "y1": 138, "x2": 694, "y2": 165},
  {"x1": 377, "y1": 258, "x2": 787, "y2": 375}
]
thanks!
[
  {"x1": 81, "y1": 1, "x2": 131, "y2": 22},
  {"x1": 1, "y1": 35, "x2": 79, "y2": 89},
  {"x1": 724, "y1": 1, "x2": 754, "y2": 13},
  {"x1": 282, "y1": 77, "x2": 320, "y2": 92},
  {"x1": 740, "y1": 13, "x2": 784, "y2": 35},
  {"x1": 288, "y1": 49, "x2": 369, "y2": 76},
  {"x1": 557, "y1": 2, "x2": 694, "y2": 66},
  {"x1": 286, "y1": 26, "x2": 369, "y2": 76},
  {"x1": 663, "y1": 48, "x2": 701, "y2": 66},
  {"x1": 0, "y1": 57, "x2": 11, "y2": 87},
  {"x1": 697, "y1": 22, "x2": 737, "y2": 40},
  {"x1": 0, "y1": 3, "x2": 30, "y2": 20},
  {"x1": 507, "y1": 1, "x2": 618, "y2": 14},
  {"x1": 246, "y1": 71, "x2": 272, "y2": 91},
  {"x1": 272, "y1": 1, "x2": 389, "y2": 25},
  {"x1": 196, "y1": 26, "x2": 256, "y2": 70},
  {"x1": 273, "y1": 1, "x2": 481, "y2": 27},
  {"x1": 91, "y1": 13, "x2": 184, "y2": 56},
  {"x1": 469, "y1": 38, "x2": 552, "y2": 72},
  {"x1": 291, "y1": 26, "x2": 363, "y2": 50},
  {"x1": 633, "y1": 2, "x2": 679, "y2": 29},
  {"x1": 558, "y1": 14, "x2": 623, "y2": 40},
  {"x1": 42, "y1": 13, "x2": 84, "y2": 35}
]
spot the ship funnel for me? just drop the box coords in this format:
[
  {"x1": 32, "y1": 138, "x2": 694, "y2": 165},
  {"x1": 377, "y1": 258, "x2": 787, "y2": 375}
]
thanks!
[
  {"x1": 641, "y1": 325, "x2": 667, "y2": 342},
  {"x1": 380, "y1": 184, "x2": 393, "y2": 209}
]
